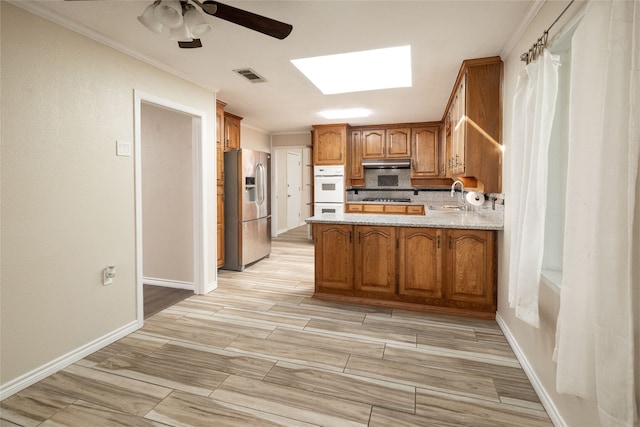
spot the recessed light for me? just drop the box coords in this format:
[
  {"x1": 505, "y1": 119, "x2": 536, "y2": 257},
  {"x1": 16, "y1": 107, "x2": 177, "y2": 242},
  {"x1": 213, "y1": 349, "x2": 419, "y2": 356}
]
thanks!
[
  {"x1": 291, "y1": 45, "x2": 412, "y2": 95},
  {"x1": 319, "y1": 108, "x2": 372, "y2": 119}
]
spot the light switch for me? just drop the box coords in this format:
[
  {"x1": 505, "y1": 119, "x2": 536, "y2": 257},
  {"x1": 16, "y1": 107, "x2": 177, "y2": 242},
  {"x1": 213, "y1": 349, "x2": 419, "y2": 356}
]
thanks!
[
  {"x1": 103, "y1": 265, "x2": 116, "y2": 286},
  {"x1": 116, "y1": 140, "x2": 132, "y2": 157}
]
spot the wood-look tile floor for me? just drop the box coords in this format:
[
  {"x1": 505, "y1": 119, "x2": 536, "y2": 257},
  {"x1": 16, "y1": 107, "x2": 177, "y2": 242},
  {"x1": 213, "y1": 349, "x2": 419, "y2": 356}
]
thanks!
[{"x1": 1, "y1": 225, "x2": 553, "y2": 426}]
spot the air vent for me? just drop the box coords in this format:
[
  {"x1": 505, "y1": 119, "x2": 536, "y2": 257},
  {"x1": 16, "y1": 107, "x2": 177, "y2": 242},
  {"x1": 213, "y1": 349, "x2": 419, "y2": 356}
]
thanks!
[{"x1": 233, "y1": 68, "x2": 267, "y2": 83}]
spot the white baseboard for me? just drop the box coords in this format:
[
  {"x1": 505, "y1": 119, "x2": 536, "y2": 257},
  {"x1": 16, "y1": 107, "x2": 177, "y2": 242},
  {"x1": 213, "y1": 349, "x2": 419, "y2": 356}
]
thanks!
[
  {"x1": 143, "y1": 277, "x2": 195, "y2": 290},
  {"x1": 0, "y1": 320, "x2": 139, "y2": 400},
  {"x1": 203, "y1": 279, "x2": 217, "y2": 295},
  {"x1": 495, "y1": 313, "x2": 566, "y2": 427}
]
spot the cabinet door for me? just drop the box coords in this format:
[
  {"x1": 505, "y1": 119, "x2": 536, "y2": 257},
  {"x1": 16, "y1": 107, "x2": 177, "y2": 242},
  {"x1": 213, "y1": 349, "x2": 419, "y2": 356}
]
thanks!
[
  {"x1": 445, "y1": 229, "x2": 495, "y2": 308},
  {"x1": 355, "y1": 226, "x2": 396, "y2": 294},
  {"x1": 411, "y1": 126, "x2": 439, "y2": 178},
  {"x1": 361, "y1": 129, "x2": 386, "y2": 159},
  {"x1": 386, "y1": 128, "x2": 411, "y2": 158},
  {"x1": 216, "y1": 102, "x2": 226, "y2": 185},
  {"x1": 450, "y1": 75, "x2": 466, "y2": 175},
  {"x1": 313, "y1": 125, "x2": 347, "y2": 165},
  {"x1": 314, "y1": 224, "x2": 353, "y2": 290},
  {"x1": 398, "y1": 228, "x2": 443, "y2": 298},
  {"x1": 217, "y1": 188, "x2": 225, "y2": 267},
  {"x1": 362, "y1": 204, "x2": 384, "y2": 213},
  {"x1": 225, "y1": 113, "x2": 242, "y2": 151},
  {"x1": 349, "y1": 130, "x2": 364, "y2": 182}
]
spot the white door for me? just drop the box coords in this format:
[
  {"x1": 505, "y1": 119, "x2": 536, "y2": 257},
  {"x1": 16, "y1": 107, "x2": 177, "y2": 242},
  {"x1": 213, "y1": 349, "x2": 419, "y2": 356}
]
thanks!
[{"x1": 286, "y1": 151, "x2": 302, "y2": 229}]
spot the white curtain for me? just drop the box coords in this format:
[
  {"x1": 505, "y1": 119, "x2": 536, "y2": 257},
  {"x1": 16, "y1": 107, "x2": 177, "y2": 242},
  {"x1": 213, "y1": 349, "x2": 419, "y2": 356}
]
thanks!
[
  {"x1": 554, "y1": 1, "x2": 639, "y2": 426},
  {"x1": 508, "y1": 50, "x2": 560, "y2": 328}
]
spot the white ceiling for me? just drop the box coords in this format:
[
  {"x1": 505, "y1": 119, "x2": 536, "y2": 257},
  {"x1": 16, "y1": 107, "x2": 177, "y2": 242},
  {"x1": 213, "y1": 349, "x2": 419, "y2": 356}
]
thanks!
[{"x1": 15, "y1": 0, "x2": 535, "y2": 134}]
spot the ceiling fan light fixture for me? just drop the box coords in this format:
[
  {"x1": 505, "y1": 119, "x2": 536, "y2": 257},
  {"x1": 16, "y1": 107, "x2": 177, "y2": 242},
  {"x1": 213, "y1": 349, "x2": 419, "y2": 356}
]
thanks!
[
  {"x1": 170, "y1": 22, "x2": 193, "y2": 41},
  {"x1": 184, "y1": 4, "x2": 212, "y2": 37},
  {"x1": 137, "y1": 1, "x2": 168, "y2": 35},
  {"x1": 155, "y1": 0, "x2": 183, "y2": 29}
]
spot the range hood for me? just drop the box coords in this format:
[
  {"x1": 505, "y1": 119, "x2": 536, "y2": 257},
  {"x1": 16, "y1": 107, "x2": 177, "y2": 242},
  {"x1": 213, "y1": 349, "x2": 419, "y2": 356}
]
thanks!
[{"x1": 362, "y1": 159, "x2": 411, "y2": 169}]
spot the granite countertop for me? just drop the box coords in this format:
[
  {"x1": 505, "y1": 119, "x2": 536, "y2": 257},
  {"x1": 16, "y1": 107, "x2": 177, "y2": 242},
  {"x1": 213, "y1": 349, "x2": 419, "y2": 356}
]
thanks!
[{"x1": 305, "y1": 208, "x2": 504, "y2": 231}]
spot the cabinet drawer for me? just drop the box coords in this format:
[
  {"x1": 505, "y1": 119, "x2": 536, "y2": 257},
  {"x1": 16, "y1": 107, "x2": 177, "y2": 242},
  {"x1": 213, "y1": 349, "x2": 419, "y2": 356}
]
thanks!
[
  {"x1": 346, "y1": 204, "x2": 364, "y2": 213},
  {"x1": 363, "y1": 204, "x2": 385, "y2": 213},
  {"x1": 407, "y1": 205, "x2": 425, "y2": 215},
  {"x1": 384, "y1": 205, "x2": 406, "y2": 214}
]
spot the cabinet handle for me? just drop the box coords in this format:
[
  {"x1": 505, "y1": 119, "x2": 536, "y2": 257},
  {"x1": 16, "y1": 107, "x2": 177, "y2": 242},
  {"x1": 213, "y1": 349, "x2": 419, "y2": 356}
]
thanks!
[
  {"x1": 449, "y1": 236, "x2": 452, "y2": 249},
  {"x1": 437, "y1": 235, "x2": 440, "y2": 249},
  {"x1": 349, "y1": 231, "x2": 352, "y2": 243}
]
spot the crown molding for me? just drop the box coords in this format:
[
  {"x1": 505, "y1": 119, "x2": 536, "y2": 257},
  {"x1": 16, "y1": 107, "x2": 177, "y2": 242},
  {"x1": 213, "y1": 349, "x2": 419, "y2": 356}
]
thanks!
[{"x1": 500, "y1": 0, "x2": 546, "y2": 60}]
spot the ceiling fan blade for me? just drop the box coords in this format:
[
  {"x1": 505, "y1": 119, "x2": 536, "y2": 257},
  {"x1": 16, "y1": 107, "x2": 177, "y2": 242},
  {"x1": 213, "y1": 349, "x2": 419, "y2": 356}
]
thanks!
[{"x1": 201, "y1": 1, "x2": 292, "y2": 40}]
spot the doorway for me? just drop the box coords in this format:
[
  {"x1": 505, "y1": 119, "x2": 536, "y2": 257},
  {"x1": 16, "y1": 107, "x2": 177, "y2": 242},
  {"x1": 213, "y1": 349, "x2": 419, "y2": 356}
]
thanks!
[
  {"x1": 134, "y1": 91, "x2": 209, "y2": 325},
  {"x1": 273, "y1": 146, "x2": 312, "y2": 235},
  {"x1": 140, "y1": 102, "x2": 195, "y2": 317}
]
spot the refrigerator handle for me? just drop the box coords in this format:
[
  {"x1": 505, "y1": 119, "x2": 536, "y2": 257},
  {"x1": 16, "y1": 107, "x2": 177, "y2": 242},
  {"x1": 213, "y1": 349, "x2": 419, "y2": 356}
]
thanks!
[{"x1": 256, "y1": 163, "x2": 265, "y2": 205}]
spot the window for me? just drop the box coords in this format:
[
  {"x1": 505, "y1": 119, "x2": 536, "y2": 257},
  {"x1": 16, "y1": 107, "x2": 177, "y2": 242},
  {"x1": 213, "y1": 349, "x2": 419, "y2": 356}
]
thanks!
[{"x1": 541, "y1": 29, "x2": 577, "y2": 291}]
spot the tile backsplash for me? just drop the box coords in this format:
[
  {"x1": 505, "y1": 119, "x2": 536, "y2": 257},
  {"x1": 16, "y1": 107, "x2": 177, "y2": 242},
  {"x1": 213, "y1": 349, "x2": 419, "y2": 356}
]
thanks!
[{"x1": 364, "y1": 168, "x2": 411, "y2": 188}]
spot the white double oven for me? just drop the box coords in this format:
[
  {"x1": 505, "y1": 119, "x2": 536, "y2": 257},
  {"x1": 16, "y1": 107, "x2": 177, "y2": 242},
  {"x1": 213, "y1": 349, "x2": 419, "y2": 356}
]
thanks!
[{"x1": 313, "y1": 165, "x2": 345, "y2": 215}]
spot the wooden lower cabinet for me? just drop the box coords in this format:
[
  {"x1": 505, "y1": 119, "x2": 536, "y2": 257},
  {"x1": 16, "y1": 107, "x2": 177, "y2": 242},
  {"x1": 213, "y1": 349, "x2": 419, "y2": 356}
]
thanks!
[
  {"x1": 314, "y1": 224, "x2": 354, "y2": 291},
  {"x1": 398, "y1": 228, "x2": 443, "y2": 299},
  {"x1": 355, "y1": 226, "x2": 396, "y2": 294},
  {"x1": 313, "y1": 223, "x2": 496, "y2": 317},
  {"x1": 217, "y1": 189, "x2": 225, "y2": 267},
  {"x1": 445, "y1": 229, "x2": 495, "y2": 308}
]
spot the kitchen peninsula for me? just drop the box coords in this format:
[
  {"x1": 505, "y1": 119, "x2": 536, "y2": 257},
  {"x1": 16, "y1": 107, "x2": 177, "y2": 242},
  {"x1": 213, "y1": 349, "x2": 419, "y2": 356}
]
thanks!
[
  {"x1": 306, "y1": 208, "x2": 503, "y2": 318},
  {"x1": 306, "y1": 56, "x2": 504, "y2": 319}
]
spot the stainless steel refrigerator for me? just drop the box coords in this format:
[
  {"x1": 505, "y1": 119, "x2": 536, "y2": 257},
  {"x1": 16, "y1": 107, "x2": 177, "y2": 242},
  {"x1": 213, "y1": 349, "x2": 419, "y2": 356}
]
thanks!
[{"x1": 223, "y1": 149, "x2": 271, "y2": 271}]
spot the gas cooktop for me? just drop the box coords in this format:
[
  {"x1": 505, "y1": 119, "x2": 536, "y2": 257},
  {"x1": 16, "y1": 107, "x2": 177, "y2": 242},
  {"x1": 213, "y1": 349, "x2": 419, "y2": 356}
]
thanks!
[{"x1": 362, "y1": 197, "x2": 411, "y2": 203}]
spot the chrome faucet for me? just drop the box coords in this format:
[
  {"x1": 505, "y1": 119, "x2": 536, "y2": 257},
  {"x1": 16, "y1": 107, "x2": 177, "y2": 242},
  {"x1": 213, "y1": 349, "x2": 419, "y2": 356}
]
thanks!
[{"x1": 451, "y1": 180, "x2": 466, "y2": 208}]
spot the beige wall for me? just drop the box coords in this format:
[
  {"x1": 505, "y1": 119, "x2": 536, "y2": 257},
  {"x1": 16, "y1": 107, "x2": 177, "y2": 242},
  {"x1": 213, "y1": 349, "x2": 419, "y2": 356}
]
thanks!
[
  {"x1": 141, "y1": 103, "x2": 194, "y2": 284},
  {"x1": 241, "y1": 124, "x2": 271, "y2": 152},
  {"x1": 272, "y1": 132, "x2": 312, "y2": 148},
  {"x1": 0, "y1": 3, "x2": 217, "y2": 387},
  {"x1": 498, "y1": 1, "x2": 600, "y2": 425}
]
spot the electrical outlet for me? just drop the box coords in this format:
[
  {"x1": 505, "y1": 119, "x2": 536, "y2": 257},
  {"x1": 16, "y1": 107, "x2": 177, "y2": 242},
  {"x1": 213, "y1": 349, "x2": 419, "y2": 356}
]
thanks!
[{"x1": 116, "y1": 140, "x2": 132, "y2": 157}]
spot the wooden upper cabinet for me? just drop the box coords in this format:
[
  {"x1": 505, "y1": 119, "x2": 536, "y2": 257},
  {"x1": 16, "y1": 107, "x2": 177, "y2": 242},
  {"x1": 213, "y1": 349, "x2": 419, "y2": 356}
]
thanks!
[
  {"x1": 386, "y1": 128, "x2": 411, "y2": 158},
  {"x1": 348, "y1": 129, "x2": 364, "y2": 184},
  {"x1": 355, "y1": 226, "x2": 397, "y2": 294},
  {"x1": 398, "y1": 228, "x2": 443, "y2": 299},
  {"x1": 224, "y1": 112, "x2": 242, "y2": 151},
  {"x1": 360, "y1": 128, "x2": 411, "y2": 159},
  {"x1": 313, "y1": 124, "x2": 347, "y2": 165},
  {"x1": 361, "y1": 129, "x2": 386, "y2": 159},
  {"x1": 410, "y1": 126, "x2": 439, "y2": 178},
  {"x1": 216, "y1": 101, "x2": 226, "y2": 185},
  {"x1": 216, "y1": 101, "x2": 226, "y2": 146},
  {"x1": 444, "y1": 56, "x2": 503, "y2": 193},
  {"x1": 449, "y1": 76, "x2": 466, "y2": 176},
  {"x1": 445, "y1": 229, "x2": 495, "y2": 308}
]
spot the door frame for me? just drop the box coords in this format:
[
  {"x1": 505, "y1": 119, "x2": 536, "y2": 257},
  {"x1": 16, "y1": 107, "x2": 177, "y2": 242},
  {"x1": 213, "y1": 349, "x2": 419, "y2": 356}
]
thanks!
[
  {"x1": 134, "y1": 90, "x2": 209, "y2": 326},
  {"x1": 286, "y1": 150, "x2": 302, "y2": 230}
]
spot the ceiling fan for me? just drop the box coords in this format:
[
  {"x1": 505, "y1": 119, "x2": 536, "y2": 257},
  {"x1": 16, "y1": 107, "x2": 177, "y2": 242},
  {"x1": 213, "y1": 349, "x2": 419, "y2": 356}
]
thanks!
[{"x1": 70, "y1": 0, "x2": 293, "y2": 48}]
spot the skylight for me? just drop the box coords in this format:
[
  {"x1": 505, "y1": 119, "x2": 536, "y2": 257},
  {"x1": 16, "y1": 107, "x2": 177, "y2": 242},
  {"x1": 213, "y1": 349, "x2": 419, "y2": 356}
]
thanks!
[{"x1": 291, "y1": 45, "x2": 412, "y2": 95}]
